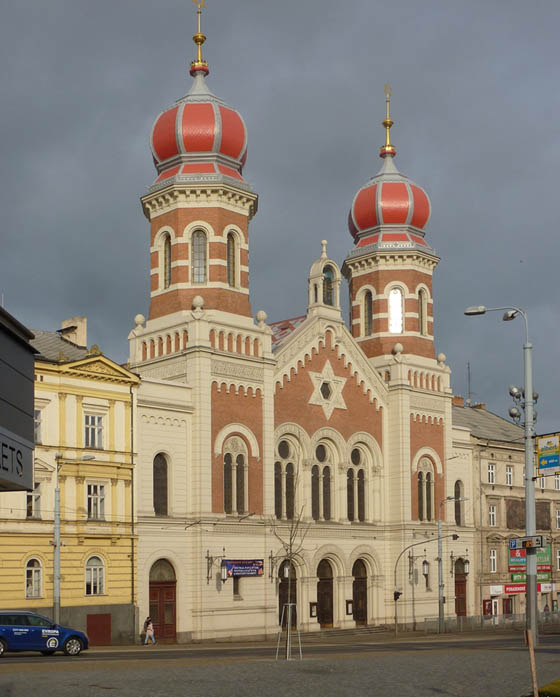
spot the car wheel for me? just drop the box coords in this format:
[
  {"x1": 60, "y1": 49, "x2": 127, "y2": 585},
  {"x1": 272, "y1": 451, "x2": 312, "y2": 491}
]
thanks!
[
  {"x1": 41, "y1": 650, "x2": 56, "y2": 656},
  {"x1": 63, "y1": 637, "x2": 82, "y2": 656},
  {"x1": 0, "y1": 639, "x2": 6, "y2": 657}
]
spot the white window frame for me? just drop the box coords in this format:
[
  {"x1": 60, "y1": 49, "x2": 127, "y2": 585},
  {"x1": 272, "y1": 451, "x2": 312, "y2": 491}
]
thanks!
[
  {"x1": 87, "y1": 483, "x2": 105, "y2": 520},
  {"x1": 557, "y1": 548, "x2": 560, "y2": 572},
  {"x1": 388, "y1": 287, "x2": 404, "y2": 334},
  {"x1": 556, "y1": 509, "x2": 560, "y2": 530},
  {"x1": 506, "y1": 465, "x2": 513, "y2": 487},
  {"x1": 490, "y1": 548, "x2": 497, "y2": 573},
  {"x1": 34, "y1": 409, "x2": 42, "y2": 445},
  {"x1": 555, "y1": 474, "x2": 560, "y2": 491},
  {"x1": 25, "y1": 559, "x2": 42, "y2": 599},
  {"x1": 85, "y1": 556, "x2": 105, "y2": 596},
  {"x1": 487, "y1": 463, "x2": 495, "y2": 485},
  {"x1": 26, "y1": 481, "x2": 41, "y2": 519},
  {"x1": 84, "y1": 413, "x2": 103, "y2": 449},
  {"x1": 489, "y1": 504, "x2": 496, "y2": 527},
  {"x1": 540, "y1": 475, "x2": 545, "y2": 490}
]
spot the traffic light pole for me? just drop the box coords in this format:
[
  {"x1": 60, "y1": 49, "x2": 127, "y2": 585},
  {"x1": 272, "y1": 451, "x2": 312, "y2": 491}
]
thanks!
[{"x1": 394, "y1": 534, "x2": 459, "y2": 636}]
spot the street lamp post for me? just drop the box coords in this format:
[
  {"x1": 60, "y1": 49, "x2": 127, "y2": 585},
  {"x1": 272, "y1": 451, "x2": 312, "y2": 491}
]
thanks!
[
  {"x1": 394, "y1": 533, "x2": 459, "y2": 636},
  {"x1": 53, "y1": 454, "x2": 95, "y2": 624},
  {"x1": 464, "y1": 305, "x2": 538, "y2": 646},
  {"x1": 438, "y1": 496, "x2": 468, "y2": 633}
]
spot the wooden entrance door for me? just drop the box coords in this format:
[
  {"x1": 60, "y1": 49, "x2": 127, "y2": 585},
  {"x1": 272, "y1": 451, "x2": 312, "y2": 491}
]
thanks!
[
  {"x1": 352, "y1": 559, "x2": 367, "y2": 625},
  {"x1": 278, "y1": 561, "x2": 297, "y2": 627},
  {"x1": 454, "y1": 574, "x2": 467, "y2": 616},
  {"x1": 149, "y1": 582, "x2": 176, "y2": 642},
  {"x1": 317, "y1": 559, "x2": 333, "y2": 628}
]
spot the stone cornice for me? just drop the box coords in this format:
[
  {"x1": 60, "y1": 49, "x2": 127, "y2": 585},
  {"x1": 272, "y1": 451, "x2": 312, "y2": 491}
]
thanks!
[
  {"x1": 342, "y1": 249, "x2": 439, "y2": 279},
  {"x1": 141, "y1": 183, "x2": 258, "y2": 221}
]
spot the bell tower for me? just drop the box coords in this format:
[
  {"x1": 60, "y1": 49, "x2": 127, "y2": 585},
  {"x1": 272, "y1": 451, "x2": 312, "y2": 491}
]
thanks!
[
  {"x1": 140, "y1": 1, "x2": 257, "y2": 323},
  {"x1": 342, "y1": 85, "x2": 439, "y2": 360}
]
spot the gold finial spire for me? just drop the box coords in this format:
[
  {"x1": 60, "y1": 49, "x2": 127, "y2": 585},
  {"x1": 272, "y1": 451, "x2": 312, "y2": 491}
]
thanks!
[
  {"x1": 379, "y1": 82, "x2": 396, "y2": 158},
  {"x1": 190, "y1": 0, "x2": 209, "y2": 76}
]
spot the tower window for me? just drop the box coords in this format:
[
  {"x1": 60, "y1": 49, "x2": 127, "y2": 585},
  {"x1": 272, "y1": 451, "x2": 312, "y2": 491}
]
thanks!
[
  {"x1": 163, "y1": 234, "x2": 172, "y2": 289},
  {"x1": 418, "y1": 289, "x2": 427, "y2": 335},
  {"x1": 323, "y1": 265, "x2": 335, "y2": 306},
  {"x1": 364, "y1": 291, "x2": 373, "y2": 336},
  {"x1": 389, "y1": 288, "x2": 403, "y2": 333},
  {"x1": 192, "y1": 230, "x2": 207, "y2": 283},
  {"x1": 227, "y1": 232, "x2": 236, "y2": 287}
]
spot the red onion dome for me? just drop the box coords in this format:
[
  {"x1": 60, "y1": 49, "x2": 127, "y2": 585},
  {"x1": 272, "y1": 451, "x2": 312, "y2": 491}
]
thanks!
[
  {"x1": 348, "y1": 155, "x2": 431, "y2": 248},
  {"x1": 149, "y1": 70, "x2": 249, "y2": 189}
]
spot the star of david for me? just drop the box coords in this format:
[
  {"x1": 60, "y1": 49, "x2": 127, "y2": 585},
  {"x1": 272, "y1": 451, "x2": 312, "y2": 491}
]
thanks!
[{"x1": 308, "y1": 360, "x2": 347, "y2": 420}]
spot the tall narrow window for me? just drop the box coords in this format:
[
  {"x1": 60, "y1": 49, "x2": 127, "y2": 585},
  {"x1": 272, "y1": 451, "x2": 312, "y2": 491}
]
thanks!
[
  {"x1": 87, "y1": 484, "x2": 105, "y2": 520},
  {"x1": 388, "y1": 288, "x2": 403, "y2": 333},
  {"x1": 489, "y1": 549, "x2": 497, "y2": 573},
  {"x1": 323, "y1": 265, "x2": 335, "y2": 306},
  {"x1": 153, "y1": 454, "x2": 168, "y2": 516},
  {"x1": 192, "y1": 230, "x2": 207, "y2": 283},
  {"x1": 227, "y1": 232, "x2": 236, "y2": 287},
  {"x1": 236, "y1": 454, "x2": 245, "y2": 514},
  {"x1": 454, "y1": 480, "x2": 463, "y2": 526},
  {"x1": 425, "y1": 472, "x2": 432, "y2": 521},
  {"x1": 347, "y1": 469, "x2": 355, "y2": 522},
  {"x1": 311, "y1": 466, "x2": 320, "y2": 521},
  {"x1": 26, "y1": 482, "x2": 41, "y2": 519},
  {"x1": 84, "y1": 414, "x2": 103, "y2": 449},
  {"x1": 489, "y1": 504, "x2": 496, "y2": 527},
  {"x1": 26, "y1": 559, "x2": 42, "y2": 598},
  {"x1": 34, "y1": 409, "x2": 42, "y2": 444},
  {"x1": 274, "y1": 462, "x2": 282, "y2": 519},
  {"x1": 418, "y1": 289, "x2": 427, "y2": 336},
  {"x1": 285, "y1": 463, "x2": 295, "y2": 520},
  {"x1": 163, "y1": 234, "x2": 171, "y2": 289},
  {"x1": 506, "y1": 466, "x2": 513, "y2": 487},
  {"x1": 364, "y1": 291, "x2": 373, "y2": 336},
  {"x1": 85, "y1": 556, "x2": 105, "y2": 595},
  {"x1": 487, "y1": 463, "x2": 495, "y2": 484},
  {"x1": 418, "y1": 472, "x2": 424, "y2": 521},
  {"x1": 357, "y1": 470, "x2": 365, "y2": 522},
  {"x1": 323, "y1": 466, "x2": 331, "y2": 521},
  {"x1": 224, "y1": 453, "x2": 233, "y2": 514}
]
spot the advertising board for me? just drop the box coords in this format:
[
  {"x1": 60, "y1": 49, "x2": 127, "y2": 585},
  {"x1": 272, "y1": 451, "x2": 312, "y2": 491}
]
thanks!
[
  {"x1": 223, "y1": 560, "x2": 264, "y2": 578},
  {"x1": 538, "y1": 434, "x2": 560, "y2": 471}
]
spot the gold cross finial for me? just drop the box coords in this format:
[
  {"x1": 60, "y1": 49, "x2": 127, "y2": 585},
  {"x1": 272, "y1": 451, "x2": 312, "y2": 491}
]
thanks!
[
  {"x1": 380, "y1": 82, "x2": 396, "y2": 158},
  {"x1": 190, "y1": 0, "x2": 209, "y2": 75}
]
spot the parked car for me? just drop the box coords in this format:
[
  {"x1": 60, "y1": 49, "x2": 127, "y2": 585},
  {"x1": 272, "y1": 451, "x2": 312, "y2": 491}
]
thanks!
[{"x1": 0, "y1": 611, "x2": 88, "y2": 657}]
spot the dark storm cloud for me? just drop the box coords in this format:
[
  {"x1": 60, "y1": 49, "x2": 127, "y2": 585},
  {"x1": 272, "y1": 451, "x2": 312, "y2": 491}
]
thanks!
[{"x1": 1, "y1": 0, "x2": 559, "y2": 431}]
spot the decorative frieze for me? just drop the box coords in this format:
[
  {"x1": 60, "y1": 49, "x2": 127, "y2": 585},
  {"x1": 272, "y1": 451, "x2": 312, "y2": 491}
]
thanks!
[{"x1": 211, "y1": 359, "x2": 263, "y2": 382}]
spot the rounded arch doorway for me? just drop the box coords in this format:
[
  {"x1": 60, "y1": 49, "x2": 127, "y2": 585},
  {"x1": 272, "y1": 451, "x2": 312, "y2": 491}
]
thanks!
[
  {"x1": 352, "y1": 559, "x2": 368, "y2": 625},
  {"x1": 149, "y1": 559, "x2": 177, "y2": 642},
  {"x1": 278, "y1": 560, "x2": 297, "y2": 628},
  {"x1": 317, "y1": 559, "x2": 334, "y2": 628}
]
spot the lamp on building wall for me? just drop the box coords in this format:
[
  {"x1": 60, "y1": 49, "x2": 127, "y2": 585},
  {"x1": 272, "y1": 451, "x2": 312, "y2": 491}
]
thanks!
[
  {"x1": 464, "y1": 304, "x2": 538, "y2": 646},
  {"x1": 205, "y1": 548, "x2": 226, "y2": 584},
  {"x1": 220, "y1": 561, "x2": 228, "y2": 583},
  {"x1": 422, "y1": 560, "x2": 429, "y2": 577}
]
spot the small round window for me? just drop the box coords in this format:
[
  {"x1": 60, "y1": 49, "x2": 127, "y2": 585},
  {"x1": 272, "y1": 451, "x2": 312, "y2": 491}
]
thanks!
[
  {"x1": 351, "y1": 448, "x2": 361, "y2": 466},
  {"x1": 316, "y1": 444, "x2": 327, "y2": 462},
  {"x1": 278, "y1": 440, "x2": 290, "y2": 459}
]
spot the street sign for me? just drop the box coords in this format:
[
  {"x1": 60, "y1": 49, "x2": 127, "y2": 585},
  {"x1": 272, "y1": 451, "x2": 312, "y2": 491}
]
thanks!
[
  {"x1": 509, "y1": 536, "x2": 547, "y2": 550},
  {"x1": 537, "y1": 434, "x2": 560, "y2": 471}
]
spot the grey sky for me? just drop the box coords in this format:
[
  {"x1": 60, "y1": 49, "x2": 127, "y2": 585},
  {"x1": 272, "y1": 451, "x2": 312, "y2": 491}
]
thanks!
[{"x1": 1, "y1": 0, "x2": 559, "y2": 433}]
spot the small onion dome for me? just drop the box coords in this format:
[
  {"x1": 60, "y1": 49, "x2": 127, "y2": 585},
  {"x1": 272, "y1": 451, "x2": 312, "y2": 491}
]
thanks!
[
  {"x1": 149, "y1": 70, "x2": 248, "y2": 188},
  {"x1": 348, "y1": 155, "x2": 431, "y2": 246}
]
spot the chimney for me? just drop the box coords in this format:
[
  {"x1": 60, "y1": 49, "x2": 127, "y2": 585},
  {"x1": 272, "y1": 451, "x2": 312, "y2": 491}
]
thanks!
[
  {"x1": 452, "y1": 395, "x2": 465, "y2": 407},
  {"x1": 60, "y1": 316, "x2": 87, "y2": 347},
  {"x1": 472, "y1": 403, "x2": 486, "y2": 410}
]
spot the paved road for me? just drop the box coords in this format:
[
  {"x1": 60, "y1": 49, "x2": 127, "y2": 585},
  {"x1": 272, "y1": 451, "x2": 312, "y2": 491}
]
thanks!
[{"x1": 0, "y1": 632, "x2": 559, "y2": 697}]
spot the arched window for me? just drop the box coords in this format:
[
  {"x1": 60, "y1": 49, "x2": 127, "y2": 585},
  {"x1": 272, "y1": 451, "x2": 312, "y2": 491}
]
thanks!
[
  {"x1": 163, "y1": 234, "x2": 171, "y2": 289},
  {"x1": 224, "y1": 453, "x2": 233, "y2": 514},
  {"x1": 357, "y1": 470, "x2": 365, "y2": 522},
  {"x1": 26, "y1": 558, "x2": 41, "y2": 598},
  {"x1": 192, "y1": 230, "x2": 207, "y2": 283},
  {"x1": 418, "y1": 472, "x2": 424, "y2": 521},
  {"x1": 322, "y1": 466, "x2": 331, "y2": 521},
  {"x1": 364, "y1": 291, "x2": 373, "y2": 336},
  {"x1": 454, "y1": 480, "x2": 463, "y2": 526},
  {"x1": 223, "y1": 437, "x2": 247, "y2": 515},
  {"x1": 274, "y1": 462, "x2": 282, "y2": 519},
  {"x1": 286, "y1": 462, "x2": 295, "y2": 520},
  {"x1": 388, "y1": 287, "x2": 403, "y2": 333},
  {"x1": 153, "y1": 453, "x2": 168, "y2": 516},
  {"x1": 226, "y1": 232, "x2": 236, "y2": 287},
  {"x1": 323, "y1": 265, "x2": 335, "y2": 306},
  {"x1": 347, "y1": 469, "x2": 355, "y2": 522},
  {"x1": 425, "y1": 472, "x2": 433, "y2": 521},
  {"x1": 418, "y1": 288, "x2": 427, "y2": 336},
  {"x1": 85, "y1": 556, "x2": 104, "y2": 595},
  {"x1": 311, "y1": 465, "x2": 320, "y2": 521}
]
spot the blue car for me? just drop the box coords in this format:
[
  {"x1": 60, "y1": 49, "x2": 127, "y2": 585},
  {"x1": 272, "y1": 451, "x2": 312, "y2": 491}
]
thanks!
[{"x1": 0, "y1": 611, "x2": 88, "y2": 657}]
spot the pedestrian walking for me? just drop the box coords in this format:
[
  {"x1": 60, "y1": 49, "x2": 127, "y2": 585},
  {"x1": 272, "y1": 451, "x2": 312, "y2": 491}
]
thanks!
[{"x1": 143, "y1": 616, "x2": 156, "y2": 645}]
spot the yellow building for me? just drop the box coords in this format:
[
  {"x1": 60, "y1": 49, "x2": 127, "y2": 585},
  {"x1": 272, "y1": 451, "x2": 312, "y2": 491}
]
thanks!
[{"x1": 0, "y1": 317, "x2": 139, "y2": 645}]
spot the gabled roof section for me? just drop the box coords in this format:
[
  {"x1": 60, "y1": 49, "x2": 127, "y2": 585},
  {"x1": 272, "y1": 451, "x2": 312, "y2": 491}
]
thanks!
[
  {"x1": 31, "y1": 329, "x2": 90, "y2": 363},
  {"x1": 60, "y1": 355, "x2": 140, "y2": 385},
  {"x1": 452, "y1": 404, "x2": 524, "y2": 445},
  {"x1": 269, "y1": 315, "x2": 306, "y2": 351}
]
